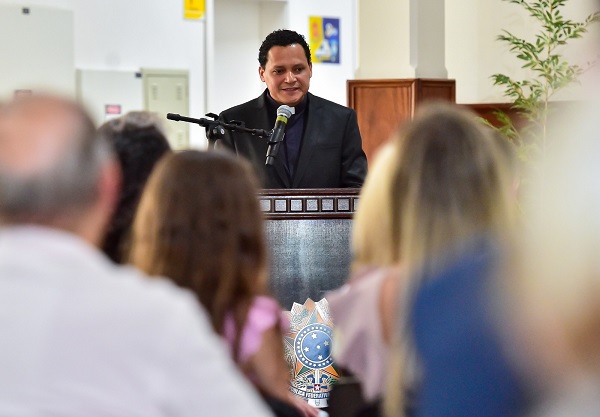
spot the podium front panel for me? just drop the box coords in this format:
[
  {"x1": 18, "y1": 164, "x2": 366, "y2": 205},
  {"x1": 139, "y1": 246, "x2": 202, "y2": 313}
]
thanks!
[
  {"x1": 266, "y1": 219, "x2": 352, "y2": 309},
  {"x1": 259, "y1": 188, "x2": 359, "y2": 310}
]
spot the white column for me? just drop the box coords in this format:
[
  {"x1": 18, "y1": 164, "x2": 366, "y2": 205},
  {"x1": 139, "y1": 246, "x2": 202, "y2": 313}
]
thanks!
[
  {"x1": 356, "y1": 0, "x2": 447, "y2": 79},
  {"x1": 411, "y1": 0, "x2": 447, "y2": 78}
]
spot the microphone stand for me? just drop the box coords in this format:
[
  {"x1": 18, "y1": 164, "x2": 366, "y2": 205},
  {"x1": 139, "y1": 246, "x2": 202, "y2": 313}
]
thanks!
[{"x1": 166, "y1": 112, "x2": 271, "y2": 150}]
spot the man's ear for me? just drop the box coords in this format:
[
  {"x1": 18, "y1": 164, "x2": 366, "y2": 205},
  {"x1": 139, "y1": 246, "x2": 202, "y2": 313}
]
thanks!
[
  {"x1": 309, "y1": 63, "x2": 313, "y2": 78},
  {"x1": 258, "y1": 66, "x2": 266, "y2": 82}
]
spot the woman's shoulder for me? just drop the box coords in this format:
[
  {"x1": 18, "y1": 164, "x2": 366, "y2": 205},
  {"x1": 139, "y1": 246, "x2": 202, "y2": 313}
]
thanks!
[
  {"x1": 351, "y1": 265, "x2": 399, "y2": 284},
  {"x1": 251, "y1": 295, "x2": 280, "y2": 311},
  {"x1": 245, "y1": 295, "x2": 285, "y2": 333},
  {"x1": 233, "y1": 295, "x2": 286, "y2": 364},
  {"x1": 328, "y1": 266, "x2": 399, "y2": 306}
]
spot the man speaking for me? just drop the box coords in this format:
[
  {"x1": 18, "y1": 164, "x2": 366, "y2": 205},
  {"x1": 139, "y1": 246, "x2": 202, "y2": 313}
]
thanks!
[{"x1": 218, "y1": 29, "x2": 367, "y2": 189}]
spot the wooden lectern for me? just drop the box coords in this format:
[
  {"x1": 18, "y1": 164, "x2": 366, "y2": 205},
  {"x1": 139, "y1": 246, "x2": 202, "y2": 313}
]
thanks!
[{"x1": 258, "y1": 188, "x2": 359, "y2": 310}]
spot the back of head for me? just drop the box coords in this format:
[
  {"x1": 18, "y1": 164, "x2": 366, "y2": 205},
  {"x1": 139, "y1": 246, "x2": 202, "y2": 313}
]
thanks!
[
  {"x1": 258, "y1": 29, "x2": 312, "y2": 67},
  {"x1": 0, "y1": 94, "x2": 111, "y2": 227},
  {"x1": 392, "y1": 102, "x2": 515, "y2": 276},
  {"x1": 130, "y1": 150, "x2": 267, "y2": 333},
  {"x1": 381, "y1": 102, "x2": 516, "y2": 417},
  {"x1": 98, "y1": 111, "x2": 171, "y2": 263}
]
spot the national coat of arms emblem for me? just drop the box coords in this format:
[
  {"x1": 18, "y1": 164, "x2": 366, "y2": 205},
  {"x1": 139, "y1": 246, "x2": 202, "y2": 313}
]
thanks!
[{"x1": 284, "y1": 298, "x2": 339, "y2": 408}]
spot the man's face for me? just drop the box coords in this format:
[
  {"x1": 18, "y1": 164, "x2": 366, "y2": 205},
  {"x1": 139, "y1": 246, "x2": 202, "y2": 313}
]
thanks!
[{"x1": 259, "y1": 44, "x2": 312, "y2": 107}]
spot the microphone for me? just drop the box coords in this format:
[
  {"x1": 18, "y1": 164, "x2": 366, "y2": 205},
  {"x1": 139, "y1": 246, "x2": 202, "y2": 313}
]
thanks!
[{"x1": 265, "y1": 105, "x2": 295, "y2": 166}]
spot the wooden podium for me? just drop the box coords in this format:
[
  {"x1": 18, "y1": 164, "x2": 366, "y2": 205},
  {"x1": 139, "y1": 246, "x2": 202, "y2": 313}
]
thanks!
[{"x1": 258, "y1": 188, "x2": 359, "y2": 309}]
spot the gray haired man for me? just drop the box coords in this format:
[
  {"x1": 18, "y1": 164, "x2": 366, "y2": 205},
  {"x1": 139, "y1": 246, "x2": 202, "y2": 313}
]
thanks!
[{"x1": 0, "y1": 95, "x2": 273, "y2": 417}]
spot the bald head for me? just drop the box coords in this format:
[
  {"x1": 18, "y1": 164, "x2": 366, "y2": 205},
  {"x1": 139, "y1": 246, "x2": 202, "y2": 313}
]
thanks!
[
  {"x1": 0, "y1": 95, "x2": 115, "y2": 227},
  {"x1": 0, "y1": 96, "x2": 89, "y2": 175}
]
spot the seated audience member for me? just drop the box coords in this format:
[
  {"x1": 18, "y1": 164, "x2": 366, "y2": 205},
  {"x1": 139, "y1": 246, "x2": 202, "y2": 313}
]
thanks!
[
  {"x1": 327, "y1": 142, "x2": 401, "y2": 412},
  {"x1": 328, "y1": 103, "x2": 518, "y2": 417},
  {"x1": 405, "y1": 118, "x2": 530, "y2": 417},
  {"x1": 387, "y1": 105, "x2": 522, "y2": 417},
  {"x1": 504, "y1": 106, "x2": 600, "y2": 416},
  {"x1": 98, "y1": 111, "x2": 171, "y2": 263},
  {"x1": 408, "y1": 238, "x2": 530, "y2": 417},
  {"x1": 128, "y1": 150, "x2": 318, "y2": 417},
  {"x1": 0, "y1": 94, "x2": 273, "y2": 417}
]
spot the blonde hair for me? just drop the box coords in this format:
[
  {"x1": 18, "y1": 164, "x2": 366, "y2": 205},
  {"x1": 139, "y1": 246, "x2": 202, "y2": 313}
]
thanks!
[
  {"x1": 351, "y1": 141, "x2": 401, "y2": 269},
  {"x1": 394, "y1": 103, "x2": 515, "y2": 279},
  {"x1": 382, "y1": 103, "x2": 516, "y2": 416}
]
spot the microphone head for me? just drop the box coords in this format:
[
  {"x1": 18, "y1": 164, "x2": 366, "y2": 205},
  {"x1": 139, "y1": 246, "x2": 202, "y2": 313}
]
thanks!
[
  {"x1": 166, "y1": 113, "x2": 180, "y2": 121},
  {"x1": 277, "y1": 105, "x2": 295, "y2": 119}
]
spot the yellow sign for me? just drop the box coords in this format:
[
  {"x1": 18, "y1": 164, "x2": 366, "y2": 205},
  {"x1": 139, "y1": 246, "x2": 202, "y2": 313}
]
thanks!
[{"x1": 184, "y1": 0, "x2": 205, "y2": 20}]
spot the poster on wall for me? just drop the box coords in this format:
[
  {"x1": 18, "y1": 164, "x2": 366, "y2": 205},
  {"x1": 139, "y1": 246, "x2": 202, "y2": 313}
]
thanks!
[
  {"x1": 184, "y1": 0, "x2": 205, "y2": 20},
  {"x1": 309, "y1": 17, "x2": 340, "y2": 64}
]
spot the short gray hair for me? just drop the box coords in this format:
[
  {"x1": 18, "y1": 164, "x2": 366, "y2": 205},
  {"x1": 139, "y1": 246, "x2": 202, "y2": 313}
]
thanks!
[
  {"x1": 105, "y1": 110, "x2": 168, "y2": 137},
  {"x1": 0, "y1": 98, "x2": 113, "y2": 222}
]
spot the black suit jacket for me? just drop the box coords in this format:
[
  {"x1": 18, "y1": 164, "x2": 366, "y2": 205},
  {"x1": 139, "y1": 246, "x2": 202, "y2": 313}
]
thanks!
[{"x1": 217, "y1": 90, "x2": 367, "y2": 189}]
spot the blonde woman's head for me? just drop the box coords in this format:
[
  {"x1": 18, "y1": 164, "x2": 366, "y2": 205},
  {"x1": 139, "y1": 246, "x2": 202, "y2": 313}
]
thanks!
[
  {"x1": 351, "y1": 141, "x2": 401, "y2": 269},
  {"x1": 381, "y1": 103, "x2": 517, "y2": 416},
  {"x1": 393, "y1": 103, "x2": 515, "y2": 277},
  {"x1": 352, "y1": 102, "x2": 515, "y2": 275}
]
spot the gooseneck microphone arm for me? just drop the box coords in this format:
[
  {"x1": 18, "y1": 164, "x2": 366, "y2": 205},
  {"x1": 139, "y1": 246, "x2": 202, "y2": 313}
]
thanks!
[{"x1": 166, "y1": 113, "x2": 271, "y2": 149}]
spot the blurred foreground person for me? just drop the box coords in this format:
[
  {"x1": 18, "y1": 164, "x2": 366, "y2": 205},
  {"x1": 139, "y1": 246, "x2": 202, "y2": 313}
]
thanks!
[
  {"x1": 506, "y1": 105, "x2": 600, "y2": 417},
  {"x1": 98, "y1": 111, "x2": 171, "y2": 263},
  {"x1": 405, "y1": 114, "x2": 529, "y2": 417},
  {"x1": 327, "y1": 142, "x2": 401, "y2": 413},
  {"x1": 129, "y1": 150, "x2": 318, "y2": 417},
  {"x1": 328, "y1": 103, "x2": 519, "y2": 417},
  {"x1": 0, "y1": 95, "x2": 273, "y2": 417}
]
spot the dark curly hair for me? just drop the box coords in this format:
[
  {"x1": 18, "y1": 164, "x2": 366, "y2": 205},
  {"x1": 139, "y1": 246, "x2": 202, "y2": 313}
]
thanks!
[
  {"x1": 258, "y1": 29, "x2": 312, "y2": 68},
  {"x1": 98, "y1": 112, "x2": 172, "y2": 263}
]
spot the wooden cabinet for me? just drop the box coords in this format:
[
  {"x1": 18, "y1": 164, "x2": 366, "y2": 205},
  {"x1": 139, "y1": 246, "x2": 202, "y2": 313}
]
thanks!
[{"x1": 347, "y1": 79, "x2": 456, "y2": 164}]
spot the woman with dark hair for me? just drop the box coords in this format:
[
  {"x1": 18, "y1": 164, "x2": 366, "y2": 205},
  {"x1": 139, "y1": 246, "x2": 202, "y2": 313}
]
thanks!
[
  {"x1": 98, "y1": 111, "x2": 171, "y2": 263},
  {"x1": 129, "y1": 150, "x2": 318, "y2": 417}
]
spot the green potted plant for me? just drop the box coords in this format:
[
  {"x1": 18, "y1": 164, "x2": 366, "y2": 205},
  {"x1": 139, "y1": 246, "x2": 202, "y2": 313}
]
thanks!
[{"x1": 487, "y1": 0, "x2": 599, "y2": 162}]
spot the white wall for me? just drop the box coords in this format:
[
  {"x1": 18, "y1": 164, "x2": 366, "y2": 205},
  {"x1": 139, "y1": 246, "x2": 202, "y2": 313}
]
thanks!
[
  {"x1": 73, "y1": 0, "x2": 208, "y2": 147},
  {"x1": 355, "y1": 0, "x2": 448, "y2": 79},
  {"x1": 0, "y1": 0, "x2": 209, "y2": 147},
  {"x1": 76, "y1": 69, "x2": 143, "y2": 126},
  {"x1": 447, "y1": 0, "x2": 599, "y2": 103},
  {"x1": 356, "y1": 0, "x2": 413, "y2": 79},
  {"x1": 412, "y1": 0, "x2": 447, "y2": 78},
  {"x1": 4, "y1": 0, "x2": 593, "y2": 130},
  {"x1": 287, "y1": 0, "x2": 357, "y2": 106},
  {"x1": 445, "y1": 0, "x2": 479, "y2": 103},
  {"x1": 0, "y1": 0, "x2": 355, "y2": 147},
  {"x1": 0, "y1": 3, "x2": 74, "y2": 98},
  {"x1": 211, "y1": 0, "x2": 267, "y2": 113}
]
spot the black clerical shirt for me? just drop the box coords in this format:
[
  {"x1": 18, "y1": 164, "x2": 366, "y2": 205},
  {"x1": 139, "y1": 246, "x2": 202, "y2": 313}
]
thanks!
[{"x1": 266, "y1": 92, "x2": 308, "y2": 181}]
